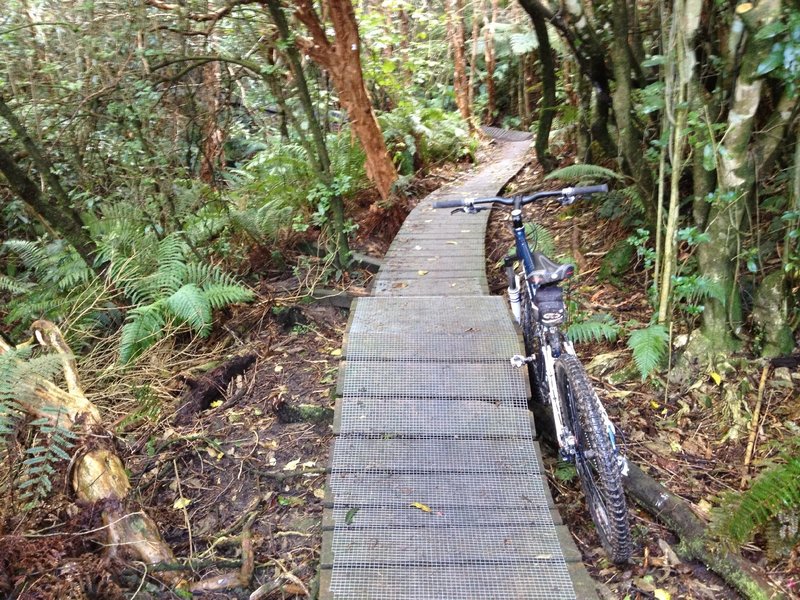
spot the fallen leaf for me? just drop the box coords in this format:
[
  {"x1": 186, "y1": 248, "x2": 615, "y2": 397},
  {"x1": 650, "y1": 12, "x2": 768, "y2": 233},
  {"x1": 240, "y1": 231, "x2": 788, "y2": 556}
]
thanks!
[
  {"x1": 313, "y1": 488, "x2": 326, "y2": 499},
  {"x1": 277, "y1": 495, "x2": 304, "y2": 507},
  {"x1": 650, "y1": 400, "x2": 660, "y2": 409},
  {"x1": 417, "y1": 270, "x2": 429, "y2": 276},
  {"x1": 330, "y1": 348, "x2": 342, "y2": 357},
  {"x1": 210, "y1": 400, "x2": 222, "y2": 408},
  {"x1": 654, "y1": 590, "x2": 671, "y2": 600},
  {"x1": 709, "y1": 371, "x2": 722, "y2": 385},
  {"x1": 345, "y1": 507, "x2": 359, "y2": 525},
  {"x1": 301, "y1": 460, "x2": 316, "y2": 469},
  {"x1": 283, "y1": 458, "x2": 300, "y2": 471},
  {"x1": 274, "y1": 365, "x2": 284, "y2": 373},
  {"x1": 409, "y1": 501, "x2": 431, "y2": 512},
  {"x1": 446, "y1": 240, "x2": 458, "y2": 245},
  {"x1": 173, "y1": 497, "x2": 191, "y2": 510}
]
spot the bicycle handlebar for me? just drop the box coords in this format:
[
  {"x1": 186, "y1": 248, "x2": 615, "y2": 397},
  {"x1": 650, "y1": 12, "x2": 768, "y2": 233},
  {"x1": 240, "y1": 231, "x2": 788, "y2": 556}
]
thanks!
[{"x1": 431, "y1": 183, "x2": 609, "y2": 210}]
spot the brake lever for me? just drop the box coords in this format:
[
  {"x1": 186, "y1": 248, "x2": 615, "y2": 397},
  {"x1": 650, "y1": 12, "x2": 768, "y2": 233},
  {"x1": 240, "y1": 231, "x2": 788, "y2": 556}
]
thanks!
[
  {"x1": 450, "y1": 205, "x2": 486, "y2": 214},
  {"x1": 560, "y1": 195, "x2": 577, "y2": 206}
]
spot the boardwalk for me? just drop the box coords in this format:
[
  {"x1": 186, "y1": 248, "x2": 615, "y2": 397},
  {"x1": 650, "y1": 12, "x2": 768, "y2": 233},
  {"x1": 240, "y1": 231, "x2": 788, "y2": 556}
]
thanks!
[{"x1": 320, "y1": 136, "x2": 598, "y2": 599}]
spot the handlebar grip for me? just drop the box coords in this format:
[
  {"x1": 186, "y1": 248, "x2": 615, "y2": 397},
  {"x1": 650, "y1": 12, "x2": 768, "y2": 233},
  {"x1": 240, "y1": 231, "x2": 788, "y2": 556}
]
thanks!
[
  {"x1": 432, "y1": 199, "x2": 466, "y2": 209},
  {"x1": 567, "y1": 184, "x2": 609, "y2": 195}
]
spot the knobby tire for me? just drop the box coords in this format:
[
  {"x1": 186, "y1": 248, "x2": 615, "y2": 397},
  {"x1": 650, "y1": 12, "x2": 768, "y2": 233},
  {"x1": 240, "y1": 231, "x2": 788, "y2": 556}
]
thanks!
[{"x1": 555, "y1": 354, "x2": 632, "y2": 563}]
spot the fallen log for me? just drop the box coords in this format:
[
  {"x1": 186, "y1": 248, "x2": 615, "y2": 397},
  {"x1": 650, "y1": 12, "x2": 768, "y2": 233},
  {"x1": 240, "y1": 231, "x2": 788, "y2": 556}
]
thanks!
[
  {"x1": 622, "y1": 461, "x2": 784, "y2": 600},
  {"x1": 531, "y1": 403, "x2": 785, "y2": 600}
]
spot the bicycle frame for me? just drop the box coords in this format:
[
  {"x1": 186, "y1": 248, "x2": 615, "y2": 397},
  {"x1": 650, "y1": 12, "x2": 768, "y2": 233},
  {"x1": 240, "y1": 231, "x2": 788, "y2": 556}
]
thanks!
[{"x1": 507, "y1": 208, "x2": 578, "y2": 458}]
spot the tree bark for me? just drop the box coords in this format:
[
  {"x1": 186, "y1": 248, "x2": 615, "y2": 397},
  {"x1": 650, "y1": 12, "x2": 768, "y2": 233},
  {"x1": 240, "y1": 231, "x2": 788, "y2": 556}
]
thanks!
[
  {"x1": 445, "y1": 0, "x2": 474, "y2": 128},
  {"x1": 697, "y1": 1, "x2": 781, "y2": 351},
  {"x1": 198, "y1": 60, "x2": 226, "y2": 185},
  {"x1": 483, "y1": 0, "x2": 498, "y2": 124},
  {"x1": 610, "y1": 0, "x2": 655, "y2": 223},
  {"x1": 292, "y1": 0, "x2": 398, "y2": 201},
  {"x1": 468, "y1": 3, "x2": 482, "y2": 109},
  {"x1": 0, "y1": 144, "x2": 95, "y2": 267},
  {"x1": 529, "y1": 6, "x2": 556, "y2": 170}
]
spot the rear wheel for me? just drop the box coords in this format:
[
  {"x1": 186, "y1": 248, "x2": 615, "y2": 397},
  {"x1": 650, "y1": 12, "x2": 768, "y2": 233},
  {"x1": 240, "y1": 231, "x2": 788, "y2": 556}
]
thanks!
[{"x1": 555, "y1": 354, "x2": 632, "y2": 563}]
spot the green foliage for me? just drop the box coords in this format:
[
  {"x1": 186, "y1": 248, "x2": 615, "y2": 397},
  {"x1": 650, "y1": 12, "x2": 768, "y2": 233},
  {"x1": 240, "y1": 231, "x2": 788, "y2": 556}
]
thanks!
[
  {"x1": 712, "y1": 444, "x2": 800, "y2": 558},
  {"x1": 671, "y1": 274, "x2": 726, "y2": 316},
  {"x1": 379, "y1": 104, "x2": 475, "y2": 174},
  {"x1": 18, "y1": 410, "x2": 78, "y2": 510},
  {"x1": 544, "y1": 164, "x2": 625, "y2": 183},
  {"x1": 755, "y1": 9, "x2": 800, "y2": 94},
  {"x1": 567, "y1": 313, "x2": 620, "y2": 344},
  {"x1": 627, "y1": 323, "x2": 669, "y2": 380},
  {"x1": 523, "y1": 222, "x2": 556, "y2": 257},
  {"x1": 3, "y1": 221, "x2": 254, "y2": 365},
  {"x1": 0, "y1": 347, "x2": 76, "y2": 508}
]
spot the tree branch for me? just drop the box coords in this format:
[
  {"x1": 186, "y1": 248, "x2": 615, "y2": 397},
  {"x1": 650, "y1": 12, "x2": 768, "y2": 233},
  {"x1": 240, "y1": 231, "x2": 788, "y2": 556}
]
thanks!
[
  {"x1": 293, "y1": 0, "x2": 334, "y2": 67},
  {"x1": 144, "y1": 0, "x2": 257, "y2": 22}
]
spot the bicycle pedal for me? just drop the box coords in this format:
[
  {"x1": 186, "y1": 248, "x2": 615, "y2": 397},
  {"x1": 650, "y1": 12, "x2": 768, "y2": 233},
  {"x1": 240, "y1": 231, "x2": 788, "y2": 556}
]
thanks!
[{"x1": 510, "y1": 355, "x2": 533, "y2": 368}]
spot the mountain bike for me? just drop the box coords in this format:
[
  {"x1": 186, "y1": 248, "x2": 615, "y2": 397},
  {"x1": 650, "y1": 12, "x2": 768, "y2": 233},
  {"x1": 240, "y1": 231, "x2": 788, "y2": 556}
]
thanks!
[{"x1": 433, "y1": 184, "x2": 632, "y2": 563}]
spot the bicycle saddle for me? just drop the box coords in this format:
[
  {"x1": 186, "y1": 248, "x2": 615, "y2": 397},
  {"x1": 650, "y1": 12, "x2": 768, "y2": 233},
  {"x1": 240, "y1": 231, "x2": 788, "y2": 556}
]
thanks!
[{"x1": 528, "y1": 252, "x2": 575, "y2": 284}]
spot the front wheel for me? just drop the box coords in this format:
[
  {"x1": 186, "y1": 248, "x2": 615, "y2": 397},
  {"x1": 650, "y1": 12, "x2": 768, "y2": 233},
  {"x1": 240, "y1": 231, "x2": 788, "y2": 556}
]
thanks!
[{"x1": 555, "y1": 354, "x2": 632, "y2": 563}]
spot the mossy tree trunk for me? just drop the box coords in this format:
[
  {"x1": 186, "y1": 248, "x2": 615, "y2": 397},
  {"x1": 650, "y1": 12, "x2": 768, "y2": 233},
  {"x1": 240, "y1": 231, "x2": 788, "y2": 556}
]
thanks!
[{"x1": 696, "y1": 1, "x2": 782, "y2": 352}]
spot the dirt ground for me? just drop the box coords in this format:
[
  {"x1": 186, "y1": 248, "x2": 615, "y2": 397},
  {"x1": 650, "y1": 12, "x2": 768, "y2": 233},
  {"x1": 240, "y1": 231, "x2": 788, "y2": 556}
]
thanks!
[{"x1": 1, "y1": 141, "x2": 798, "y2": 599}]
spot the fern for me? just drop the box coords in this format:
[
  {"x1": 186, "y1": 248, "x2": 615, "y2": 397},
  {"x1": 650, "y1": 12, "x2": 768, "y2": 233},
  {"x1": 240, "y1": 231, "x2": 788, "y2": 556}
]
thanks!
[
  {"x1": 712, "y1": 450, "x2": 800, "y2": 555},
  {"x1": 568, "y1": 314, "x2": 620, "y2": 344},
  {"x1": 204, "y1": 284, "x2": 254, "y2": 309},
  {"x1": 627, "y1": 323, "x2": 670, "y2": 380},
  {"x1": 509, "y1": 32, "x2": 538, "y2": 55},
  {"x1": 672, "y1": 275, "x2": 727, "y2": 306},
  {"x1": 0, "y1": 274, "x2": 33, "y2": 294},
  {"x1": 165, "y1": 284, "x2": 212, "y2": 336},
  {"x1": 544, "y1": 164, "x2": 624, "y2": 183},
  {"x1": 119, "y1": 302, "x2": 167, "y2": 364},
  {"x1": 18, "y1": 412, "x2": 77, "y2": 509}
]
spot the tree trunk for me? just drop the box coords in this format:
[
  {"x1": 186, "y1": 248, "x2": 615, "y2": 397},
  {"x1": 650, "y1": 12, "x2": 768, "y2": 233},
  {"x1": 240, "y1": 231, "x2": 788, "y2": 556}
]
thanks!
[
  {"x1": 697, "y1": 1, "x2": 781, "y2": 351},
  {"x1": 293, "y1": 0, "x2": 398, "y2": 201},
  {"x1": 198, "y1": 60, "x2": 226, "y2": 185},
  {"x1": 265, "y1": 0, "x2": 351, "y2": 267},
  {"x1": 656, "y1": 0, "x2": 701, "y2": 323},
  {"x1": 483, "y1": 0, "x2": 498, "y2": 124},
  {"x1": 610, "y1": 0, "x2": 655, "y2": 224},
  {"x1": 529, "y1": 6, "x2": 556, "y2": 170},
  {"x1": 467, "y1": 2, "x2": 482, "y2": 108},
  {"x1": 0, "y1": 143, "x2": 96, "y2": 267},
  {"x1": 445, "y1": 0, "x2": 473, "y2": 128},
  {"x1": 623, "y1": 462, "x2": 785, "y2": 600}
]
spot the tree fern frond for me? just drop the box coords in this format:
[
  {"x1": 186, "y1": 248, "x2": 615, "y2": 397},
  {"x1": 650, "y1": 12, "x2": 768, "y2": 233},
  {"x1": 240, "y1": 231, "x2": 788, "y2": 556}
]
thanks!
[
  {"x1": 203, "y1": 283, "x2": 254, "y2": 310},
  {"x1": 673, "y1": 275, "x2": 727, "y2": 305},
  {"x1": 712, "y1": 452, "x2": 800, "y2": 548},
  {"x1": 568, "y1": 314, "x2": 620, "y2": 344},
  {"x1": 0, "y1": 275, "x2": 33, "y2": 294},
  {"x1": 544, "y1": 164, "x2": 624, "y2": 182},
  {"x1": 3, "y1": 240, "x2": 48, "y2": 271},
  {"x1": 165, "y1": 283, "x2": 212, "y2": 336},
  {"x1": 119, "y1": 302, "x2": 167, "y2": 364},
  {"x1": 627, "y1": 323, "x2": 669, "y2": 380}
]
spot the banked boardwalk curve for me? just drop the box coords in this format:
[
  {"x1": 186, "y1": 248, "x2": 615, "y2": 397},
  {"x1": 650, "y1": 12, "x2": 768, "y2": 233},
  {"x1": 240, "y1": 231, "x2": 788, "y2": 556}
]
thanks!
[{"x1": 320, "y1": 133, "x2": 598, "y2": 599}]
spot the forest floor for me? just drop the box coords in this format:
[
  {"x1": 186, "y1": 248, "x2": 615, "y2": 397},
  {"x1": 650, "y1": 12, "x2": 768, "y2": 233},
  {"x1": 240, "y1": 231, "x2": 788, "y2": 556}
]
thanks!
[{"x1": 1, "y1": 141, "x2": 798, "y2": 600}]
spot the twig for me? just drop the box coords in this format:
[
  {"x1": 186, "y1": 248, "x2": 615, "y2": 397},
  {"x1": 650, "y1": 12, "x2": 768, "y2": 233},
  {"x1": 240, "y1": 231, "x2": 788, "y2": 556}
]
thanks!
[
  {"x1": 741, "y1": 363, "x2": 770, "y2": 489},
  {"x1": 173, "y1": 459, "x2": 194, "y2": 560}
]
